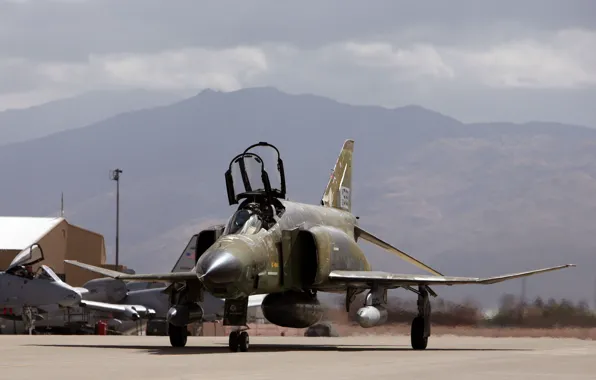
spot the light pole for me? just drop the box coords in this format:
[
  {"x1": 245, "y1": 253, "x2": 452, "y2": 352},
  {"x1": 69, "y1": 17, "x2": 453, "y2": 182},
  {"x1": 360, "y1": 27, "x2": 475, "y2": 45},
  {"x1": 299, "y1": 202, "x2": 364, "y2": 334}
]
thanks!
[{"x1": 110, "y1": 168, "x2": 123, "y2": 268}]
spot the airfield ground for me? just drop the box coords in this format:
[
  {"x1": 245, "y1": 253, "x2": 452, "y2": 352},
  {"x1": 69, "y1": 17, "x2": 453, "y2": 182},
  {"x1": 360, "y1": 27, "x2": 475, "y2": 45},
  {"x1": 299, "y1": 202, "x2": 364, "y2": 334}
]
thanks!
[
  {"x1": 199, "y1": 321, "x2": 596, "y2": 340},
  {"x1": 1, "y1": 335, "x2": 594, "y2": 379}
]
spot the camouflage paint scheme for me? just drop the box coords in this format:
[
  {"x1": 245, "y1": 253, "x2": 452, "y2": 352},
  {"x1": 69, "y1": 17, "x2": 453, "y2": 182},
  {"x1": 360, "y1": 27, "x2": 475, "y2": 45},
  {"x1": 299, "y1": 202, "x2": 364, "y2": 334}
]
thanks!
[{"x1": 66, "y1": 139, "x2": 574, "y2": 317}]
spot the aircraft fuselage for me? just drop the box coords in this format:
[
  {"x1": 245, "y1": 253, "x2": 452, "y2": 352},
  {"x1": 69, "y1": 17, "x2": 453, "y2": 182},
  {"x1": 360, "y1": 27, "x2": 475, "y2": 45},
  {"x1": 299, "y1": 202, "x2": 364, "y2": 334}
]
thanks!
[{"x1": 195, "y1": 199, "x2": 371, "y2": 299}]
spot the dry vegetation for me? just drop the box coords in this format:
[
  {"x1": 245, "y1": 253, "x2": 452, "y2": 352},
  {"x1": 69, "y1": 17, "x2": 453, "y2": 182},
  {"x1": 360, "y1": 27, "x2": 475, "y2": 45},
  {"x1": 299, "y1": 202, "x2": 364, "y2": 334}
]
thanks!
[
  {"x1": 327, "y1": 294, "x2": 596, "y2": 340},
  {"x1": 243, "y1": 294, "x2": 596, "y2": 340}
]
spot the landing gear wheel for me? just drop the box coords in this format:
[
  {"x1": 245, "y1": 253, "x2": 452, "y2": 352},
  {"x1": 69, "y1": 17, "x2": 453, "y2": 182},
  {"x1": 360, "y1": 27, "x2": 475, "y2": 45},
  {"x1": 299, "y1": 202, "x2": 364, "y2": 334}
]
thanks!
[
  {"x1": 229, "y1": 331, "x2": 239, "y2": 352},
  {"x1": 238, "y1": 331, "x2": 250, "y2": 352},
  {"x1": 168, "y1": 323, "x2": 188, "y2": 348},
  {"x1": 410, "y1": 316, "x2": 428, "y2": 350}
]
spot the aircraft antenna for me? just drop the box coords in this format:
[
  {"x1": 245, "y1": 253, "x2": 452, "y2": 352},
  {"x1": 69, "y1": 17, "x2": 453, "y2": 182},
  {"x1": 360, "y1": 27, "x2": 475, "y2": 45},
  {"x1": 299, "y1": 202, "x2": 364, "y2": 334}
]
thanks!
[{"x1": 60, "y1": 192, "x2": 64, "y2": 217}]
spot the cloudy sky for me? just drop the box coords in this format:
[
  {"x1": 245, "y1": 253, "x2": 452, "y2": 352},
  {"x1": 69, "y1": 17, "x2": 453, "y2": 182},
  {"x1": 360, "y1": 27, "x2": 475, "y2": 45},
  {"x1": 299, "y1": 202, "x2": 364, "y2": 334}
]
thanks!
[{"x1": 1, "y1": 0, "x2": 595, "y2": 126}]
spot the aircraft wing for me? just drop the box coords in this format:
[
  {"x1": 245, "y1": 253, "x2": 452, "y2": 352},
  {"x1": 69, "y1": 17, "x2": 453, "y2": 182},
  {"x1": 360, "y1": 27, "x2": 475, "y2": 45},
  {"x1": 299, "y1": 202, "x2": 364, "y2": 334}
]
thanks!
[
  {"x1": 79, "y1": 300, "x2": 156, "y2": 320},
  {"x1": 65, "y1": 260, "x2": 198, "y2": 282},
  {"x1": 328, "y1": 264, "x2": 574, "y2": 289},
  {"x1": 355, "y1": 226, "x2": 444, "y2": 276}
]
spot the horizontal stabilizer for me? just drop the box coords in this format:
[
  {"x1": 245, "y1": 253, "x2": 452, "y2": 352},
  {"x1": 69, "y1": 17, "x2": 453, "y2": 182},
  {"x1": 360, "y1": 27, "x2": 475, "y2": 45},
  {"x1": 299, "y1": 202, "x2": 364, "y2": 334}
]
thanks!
[
  {"x1": 65, "y1": 260, "x2": 198, "y2": 283},
  {"x1": 355, "y1": 226, "x2": 443, "y2": 276},
  {"x1": 329, "y1": 264, "x2": 575, "y2": 288}
]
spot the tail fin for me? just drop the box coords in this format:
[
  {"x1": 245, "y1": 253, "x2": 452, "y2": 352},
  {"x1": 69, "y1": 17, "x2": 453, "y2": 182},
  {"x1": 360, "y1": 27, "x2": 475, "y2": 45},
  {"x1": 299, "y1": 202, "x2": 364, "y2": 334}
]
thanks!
[
  {"x1": 321, "y1": 139, "x2": 354, "y2": 212},
  {"x1": 170, "y1": 234, "x2": 199, "y2": 273}
]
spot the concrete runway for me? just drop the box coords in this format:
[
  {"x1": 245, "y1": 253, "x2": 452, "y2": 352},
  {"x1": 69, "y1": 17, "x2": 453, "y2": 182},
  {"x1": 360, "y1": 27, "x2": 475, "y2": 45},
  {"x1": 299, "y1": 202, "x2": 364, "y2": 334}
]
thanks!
[{"x1": 1, "y1": 334, "x2": 594, "y2": 379}]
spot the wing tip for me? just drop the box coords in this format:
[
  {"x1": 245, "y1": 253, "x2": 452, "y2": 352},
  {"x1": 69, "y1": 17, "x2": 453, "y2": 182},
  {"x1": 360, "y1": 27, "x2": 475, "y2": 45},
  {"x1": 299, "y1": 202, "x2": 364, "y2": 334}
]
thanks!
[{"x1": 557, "y1": 264, "x2": 576, "y2": 269}]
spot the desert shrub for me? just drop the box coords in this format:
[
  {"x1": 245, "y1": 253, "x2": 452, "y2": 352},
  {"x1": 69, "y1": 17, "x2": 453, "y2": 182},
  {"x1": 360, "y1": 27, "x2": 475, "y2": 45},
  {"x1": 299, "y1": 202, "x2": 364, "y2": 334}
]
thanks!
[{"x1": 332, "y1": 292, "x2": 596, "y2": 329}]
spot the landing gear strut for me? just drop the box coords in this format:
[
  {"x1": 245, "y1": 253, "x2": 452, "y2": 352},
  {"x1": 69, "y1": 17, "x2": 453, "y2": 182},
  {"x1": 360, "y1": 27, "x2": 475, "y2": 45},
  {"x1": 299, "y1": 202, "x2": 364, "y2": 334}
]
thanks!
[
  {"x1": 168, "y1": 323, "x2": 188, "y2": 348},
  {"x1": 228, "y1": 330, "x2": 250, "y2": 352},
  {"x1": 223, "y1": 297, "x2": 250, "y2": 352},
  {"x1": 22, "y1": 306, "x2": 37, "y2": 335},
  {"x1": 411, "y1": 285, "x2": 431, "y2": 350}
]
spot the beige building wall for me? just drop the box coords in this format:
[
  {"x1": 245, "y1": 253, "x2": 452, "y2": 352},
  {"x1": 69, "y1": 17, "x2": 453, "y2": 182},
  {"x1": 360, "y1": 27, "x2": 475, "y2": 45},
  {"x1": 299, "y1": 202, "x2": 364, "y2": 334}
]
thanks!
[
  {"x1": 0, "y1": 219, "x2": 107, "y2": 287},
  {"x1": 36, "y1": 219, "x2": 69, "y2": 275},
  {"x1": 64, "y1": 223, "x2": 107, "y2": 286},
  {"x1": 0, "y1": 249, "x2": 20, "y2": 270},
  {"x1": 0, "y1": 220, "x2": 69, "y2": 275}
]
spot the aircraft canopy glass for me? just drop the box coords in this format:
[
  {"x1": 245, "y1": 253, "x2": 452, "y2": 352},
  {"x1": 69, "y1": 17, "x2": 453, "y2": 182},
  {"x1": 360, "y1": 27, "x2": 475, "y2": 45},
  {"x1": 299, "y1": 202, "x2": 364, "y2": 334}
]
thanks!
[
  {"x1": 223, "y1": 209, "x2": 263, "y2": 235},
  {"x1": 34, "y1": 265, "x2": 62, "y2": 282},
  {"x1": 225, "y1": 142, "x2": 287, "y2": 205},
  {"x1": 229, "y1": 153, "x2": 268, "y2": 196},
  {"x1": 7, "y1": 244, "x2": 44, "y2": 272}
]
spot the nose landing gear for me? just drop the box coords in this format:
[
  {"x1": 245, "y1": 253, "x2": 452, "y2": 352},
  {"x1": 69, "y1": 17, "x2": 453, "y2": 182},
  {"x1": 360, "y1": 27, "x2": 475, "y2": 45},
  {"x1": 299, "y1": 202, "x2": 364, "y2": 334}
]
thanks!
[
  {"x1": 168, "y1": 323, "x2": 188, "y2": 347},
  {"x1": 229, "y1": 330, "x2": 250, "y2": 352}
]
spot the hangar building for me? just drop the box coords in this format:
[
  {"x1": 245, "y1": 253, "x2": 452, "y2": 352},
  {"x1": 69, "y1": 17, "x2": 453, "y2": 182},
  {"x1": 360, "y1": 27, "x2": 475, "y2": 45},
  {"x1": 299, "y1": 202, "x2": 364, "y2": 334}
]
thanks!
[{"x1": 0, "y1": 216, "x2": 107, "y2": 286}]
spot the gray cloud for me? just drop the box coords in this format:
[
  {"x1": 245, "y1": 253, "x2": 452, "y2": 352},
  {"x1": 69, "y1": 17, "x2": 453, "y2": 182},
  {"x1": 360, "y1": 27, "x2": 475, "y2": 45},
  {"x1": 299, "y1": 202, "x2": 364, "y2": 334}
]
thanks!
[
  {"x1": 2, "y1": 0, "x2": 594, "y2": 60},
  {"x1": 1, "y1": 0, "x2": 595, "y2": 126}
]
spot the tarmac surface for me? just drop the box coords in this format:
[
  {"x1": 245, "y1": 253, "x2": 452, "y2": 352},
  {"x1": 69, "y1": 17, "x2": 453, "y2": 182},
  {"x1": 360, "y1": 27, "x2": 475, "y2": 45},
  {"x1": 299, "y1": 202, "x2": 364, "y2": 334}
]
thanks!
[{"x1": 1, "y1": 334, "x2": 595, "y2": 379}]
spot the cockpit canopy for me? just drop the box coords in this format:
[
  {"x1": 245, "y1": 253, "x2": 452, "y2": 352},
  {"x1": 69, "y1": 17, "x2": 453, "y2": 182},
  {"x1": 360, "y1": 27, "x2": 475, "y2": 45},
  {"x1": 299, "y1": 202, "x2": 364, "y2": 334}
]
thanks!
[
  {"x1": 6, "y1": 243, "x2": 44, "y2": 273},
  {"x1": 225, "y1": 141, "x2": 286, "y2": 206},
  {"x1": 34, "y1": 265, "x2": 63, "y2": 282},
  {"x1": 222, "y1": 209, "x2": 263, "y2": 236}
]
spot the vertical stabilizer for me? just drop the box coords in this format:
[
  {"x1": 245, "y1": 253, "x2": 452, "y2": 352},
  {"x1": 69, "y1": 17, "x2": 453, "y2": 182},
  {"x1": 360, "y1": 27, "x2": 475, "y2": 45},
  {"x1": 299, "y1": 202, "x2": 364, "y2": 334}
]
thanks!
[
  {"x1": 170, "y1": 235, "x2": 198, "y2": 273},
  {"x1": 321, "y1": 139, "x2": 354, "y2": 212}
]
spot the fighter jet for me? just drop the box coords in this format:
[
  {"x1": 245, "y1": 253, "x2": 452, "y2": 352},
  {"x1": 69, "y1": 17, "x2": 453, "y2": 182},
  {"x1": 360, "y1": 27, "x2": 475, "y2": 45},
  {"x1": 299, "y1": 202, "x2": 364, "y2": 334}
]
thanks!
[
  {"x1": 1, "y1": 244, "x2": 83, "y2": 332},
  {"x1": 79, "y1": 234, "x2": 231, "y2": 324},
  {"x1": 77, "y1": 232, "x2": 266, "y2": 335},
  {"x1": 1, "y1": 244, "x2": 155, "y2": 333},
  {"x1": 66, "y1": 140, "x2": 575, "y2": 351}
]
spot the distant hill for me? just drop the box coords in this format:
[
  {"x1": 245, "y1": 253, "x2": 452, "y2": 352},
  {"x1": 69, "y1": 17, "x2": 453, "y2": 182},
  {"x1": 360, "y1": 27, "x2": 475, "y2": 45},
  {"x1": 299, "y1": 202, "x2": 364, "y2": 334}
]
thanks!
[
  {"x1": 0, "y1": 86, "x2": 594, "y2": 308},
  {"x1": 0, "y1": 89, "x2": 186, "y2": 145}
]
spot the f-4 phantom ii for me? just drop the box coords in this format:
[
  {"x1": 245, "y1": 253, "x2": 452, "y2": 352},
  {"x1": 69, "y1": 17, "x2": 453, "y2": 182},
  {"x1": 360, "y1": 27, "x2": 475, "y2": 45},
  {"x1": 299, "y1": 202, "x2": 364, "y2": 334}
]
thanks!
[
  {"x1": 79, "y1": 232, "x2": 265, "y2": 328},
  {"x1": 67, "y1": 140, "x2": 575, "y2": 351},
  {"x1": 1, "y1": 244, "x2": 155, "y2": 333}
]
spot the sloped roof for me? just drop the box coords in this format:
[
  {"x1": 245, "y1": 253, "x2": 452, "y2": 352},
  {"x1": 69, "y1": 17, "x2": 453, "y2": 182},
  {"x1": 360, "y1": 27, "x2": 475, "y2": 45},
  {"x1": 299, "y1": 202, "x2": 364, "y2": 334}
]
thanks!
[{"x1": 0, "y1": 217, "x2": 65, "y2": 251}]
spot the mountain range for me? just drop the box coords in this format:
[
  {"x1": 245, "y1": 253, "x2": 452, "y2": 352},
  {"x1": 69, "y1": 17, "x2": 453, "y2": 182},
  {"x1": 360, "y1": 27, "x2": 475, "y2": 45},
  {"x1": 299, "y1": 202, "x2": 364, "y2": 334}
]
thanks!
[
  {"x1": 0, "y1": 89, "x2": 186, "y2": 146},
  {"x1": 0, "y1": 86, "x2": 594, "y2": 308}
]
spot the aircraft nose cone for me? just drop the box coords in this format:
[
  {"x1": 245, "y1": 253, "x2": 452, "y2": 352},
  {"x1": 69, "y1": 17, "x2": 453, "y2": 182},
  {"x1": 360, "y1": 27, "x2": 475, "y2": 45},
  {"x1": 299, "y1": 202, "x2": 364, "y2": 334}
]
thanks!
[{"x1": 199, "y1": 251, "x2": 243, "y2": 284}]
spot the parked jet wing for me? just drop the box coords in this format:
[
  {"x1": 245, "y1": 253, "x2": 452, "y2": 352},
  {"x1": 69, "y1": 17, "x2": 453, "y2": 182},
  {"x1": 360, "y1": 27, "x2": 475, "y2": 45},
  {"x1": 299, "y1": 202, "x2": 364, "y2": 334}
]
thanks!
[
  {"x1": 65, "y1": 260, "x2": 198, "y2": 282},
  {"x1": 80, "y1": 300, "x2": 156, "y2": 321},
  {"x1": 328, "y1": 264, "x2": 574, "y2": 289}
]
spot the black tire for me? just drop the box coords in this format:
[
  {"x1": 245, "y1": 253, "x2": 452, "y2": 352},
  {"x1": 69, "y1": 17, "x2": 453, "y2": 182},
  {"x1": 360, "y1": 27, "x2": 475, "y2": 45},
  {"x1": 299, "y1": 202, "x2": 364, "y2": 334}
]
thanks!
[
  {"x1": 229, "y1": 331, "x2": 239, "y2": 352},
  {"x1": 168, "y1": 323, "x2": 188, "y2": 348},
  {"x1": 238, "y1": 331, "x2": 250, "y2": 352},
  {"x1": 410, "y1": 316, "x2": 428, "y2": 350}
]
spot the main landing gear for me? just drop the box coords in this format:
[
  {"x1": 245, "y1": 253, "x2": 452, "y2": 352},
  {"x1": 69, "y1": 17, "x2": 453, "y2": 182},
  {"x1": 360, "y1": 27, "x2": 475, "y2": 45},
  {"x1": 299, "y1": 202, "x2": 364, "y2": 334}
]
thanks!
[
  {"x1": 410, "y1": 286, "x2": 431, "y2": 350},
  {"x1": 228, "y1": 329, "x2": 250, "y2": 352},
  {"x1": 22, "y1": 306, "x2": 37, "y2": 335}
]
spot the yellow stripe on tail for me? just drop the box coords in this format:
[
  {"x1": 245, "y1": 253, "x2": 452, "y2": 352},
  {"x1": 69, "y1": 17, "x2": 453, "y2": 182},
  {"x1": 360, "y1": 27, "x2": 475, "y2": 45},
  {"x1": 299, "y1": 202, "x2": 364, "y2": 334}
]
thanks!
[{"x1": 321, "y1": 139, "x2": 354, "y2": 212}]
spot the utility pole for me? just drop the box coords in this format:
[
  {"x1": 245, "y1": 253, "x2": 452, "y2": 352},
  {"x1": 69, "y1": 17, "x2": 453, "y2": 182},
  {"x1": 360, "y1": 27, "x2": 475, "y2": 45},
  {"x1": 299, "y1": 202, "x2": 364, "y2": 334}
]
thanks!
[{"x1": 110, "y1": 168, "x2": 123, "y2": 268}]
